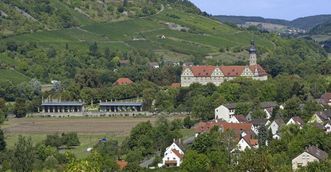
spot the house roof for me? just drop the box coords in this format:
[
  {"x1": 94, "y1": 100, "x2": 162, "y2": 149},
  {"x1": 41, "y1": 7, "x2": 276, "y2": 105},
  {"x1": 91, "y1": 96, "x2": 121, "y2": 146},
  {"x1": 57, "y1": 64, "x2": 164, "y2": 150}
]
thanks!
[
  {"x1": 114, "y1": 78, "x2": 133, "y2": 86},
  {"x1": 220, "y1": 66, "x2": 245, "y2": 77},
  {"x1": 99, "y1": 102, "x2": 143, "y2": 107},
  {"x1": 321, "y1": 93, "x2": 331, "y2": 104},
  {"x1": 172, "y1": 149, "x2": 184, "y2": 160},
  {"x1": 224, "y1": 103, "x2": 237, "y2": 109},
  {"x1": 41, "y1": 101, "x2": 84, "y2": 106},
  {"x1": 259, "y1": 101, "x2": 278, "y2": 109},
  {"x1": 190, "y1": 66, "x2": 216, "y2": 77},
  {"x1": 117, "y1": 160, "x2": 128, "y2": 170},
  {"x1": 249, "y1": 64, "x2": 268, "y2": 76},
  {"x1": 233, "y1": 115, "x2": 248, "y2": 123},
  {"x1": 251, "y1": 118, "x2": 268, "y2": 126},
  {"x1": 316, "y1": 112, "x2": 330, "y2": 122},
  {"x1": 291, "y1": 116, "x2": 304, "y2": 126},
  {"x1": 305, "y1": 146, "x2": 328, "y2": 161},
  {"x1": 274, "y1": 118, "x2": 285, "y2": 126},
  {"x1": 243, "y1": 135, "x2": 258, "y2": 147}
]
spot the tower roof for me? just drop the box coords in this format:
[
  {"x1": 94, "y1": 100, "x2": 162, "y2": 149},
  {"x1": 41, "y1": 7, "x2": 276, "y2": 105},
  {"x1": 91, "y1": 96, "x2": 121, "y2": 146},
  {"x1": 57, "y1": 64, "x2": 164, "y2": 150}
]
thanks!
[{"x1": 249, "y1": 40, "x2": 256, "y2": 53}]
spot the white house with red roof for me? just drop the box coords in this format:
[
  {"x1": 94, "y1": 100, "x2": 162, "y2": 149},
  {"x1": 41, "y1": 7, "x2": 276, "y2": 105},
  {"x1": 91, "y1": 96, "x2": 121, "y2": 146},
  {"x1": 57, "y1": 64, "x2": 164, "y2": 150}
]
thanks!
[
  {"x1": 113, "y1": 78, "x2": 133, "y2": 86},
  {"x1": 229, "y1": 115, "x2": 248, "y2": 123},
  {"x1": 159, "y1": 141, "x2": 184, "y2": 168},
  {"x1": 180, "y1": 42, "x2": 268, "y2": 87}
]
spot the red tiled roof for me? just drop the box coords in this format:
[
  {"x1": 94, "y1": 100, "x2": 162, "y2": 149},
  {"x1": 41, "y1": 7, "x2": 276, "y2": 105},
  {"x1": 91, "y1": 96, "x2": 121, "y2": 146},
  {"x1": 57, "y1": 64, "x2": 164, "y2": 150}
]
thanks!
[
  {"x1": 114, "y1": 78, "x2": 133, "y2": 86},
  {"x1": 249, "y1": 64, "x2": 268, "y2": 76},
  {"x1": 190, "y1": 66, "x2": 216, "y2": 77},
  {"x1": 220, "y1": 66, "x2": 245, "y2": 77},
  {"x1": 172, "y1": 149, "x2": 184, "y2": 160},
  {"x1": 194, "y1": 121, "x2": 254, "y2": 139},
  {"x1": 117, "y1": 160, "x2": 128, "y2": 170},
  {"x1": 170, "y1": 83, "x2": 181, "y2": 88}
]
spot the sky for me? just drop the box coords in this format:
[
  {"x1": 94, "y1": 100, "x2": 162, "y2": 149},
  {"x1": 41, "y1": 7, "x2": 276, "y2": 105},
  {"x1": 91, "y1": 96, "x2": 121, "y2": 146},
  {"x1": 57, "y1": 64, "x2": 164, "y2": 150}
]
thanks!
[{"x1": 189, "y1": 0, "x2": 331, "y2": 20}]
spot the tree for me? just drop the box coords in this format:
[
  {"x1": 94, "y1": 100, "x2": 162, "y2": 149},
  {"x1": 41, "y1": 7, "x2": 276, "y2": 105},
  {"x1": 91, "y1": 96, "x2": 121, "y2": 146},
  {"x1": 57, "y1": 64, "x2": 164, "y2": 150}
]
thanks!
[
  {"x1": 192, "y1": 95, "x2": 213, "y2": 120},
  {"x1": 0, "y1": 129, "x2": 6, "y2": 151},
  {"x1": 284, "y1": 97, "x2": 301, "y2": 120},
  {"x1": 258, "y1": 125, "x2": 268, "y2": 147},
  {"x1": 183, "y1": 116, "x2": 194, "y2": 129},
  {"x1": 11, "y1": 136, "x2": 35, "y2": 172},
  {"x1": 181, "y1": 150, "x2": 211, "y2": 172},
  {"x1": 89, "y1": 42, "x2": 98, "y2": 57},
  {"x1": 45, "y1": 134, "x2": 63, "y2": 148},
  {"x1": 62, "y1": 132, "x2": 80, "y2": 148},
  {"x1": 235, "y1": 102, "x2": 252, "y2": 116},
  {"x1": 14, "y1": 98, "x2": 27, "y2": 118}
]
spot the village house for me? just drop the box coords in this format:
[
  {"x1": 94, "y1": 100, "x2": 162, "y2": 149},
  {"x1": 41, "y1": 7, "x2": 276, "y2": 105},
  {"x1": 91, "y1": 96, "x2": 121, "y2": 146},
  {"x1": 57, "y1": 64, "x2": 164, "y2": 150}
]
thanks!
[
  {"x1": 149, "y1": 62, "x2": 160, "y2": 69},
  {"x1": 233, "y1": 136, "x2": 259, "y2": 152},
  {"x1": 320, "y1": 92, "x2": 331, "y2": 106},
  {"x1": 287, "y1": 116, "x2": 305, "y2": 128},
  {"x1": 260, "y1": 101, "x2": 278, "y2": 119},
  {"x1": 325, "y1": 122, "x2": 331, "y2": 133},
  {"x1": 214, "y1": 103, "x2": 236, "y2": 122},
  {"x1": 268, "y1": 118, "x2": 285, "y2": 139},
  {"x1": 113, "y1": 78, "x2": 133, "y2": 86},
  {"x1": 159, "y1": 141, "x2": 184, "y2": 168},
  {"x1": 251, "y1": 118, "x2": 270, "y2": 135},
  {"x1": 180, "y1": 42, "x2": 268, "y2": 87},
  {"x1": 309, "y1": 111, "x2": 331, "y2": 124},
  {"x1": 292, "y1": 146, "x2": 328, "y2": 171}
]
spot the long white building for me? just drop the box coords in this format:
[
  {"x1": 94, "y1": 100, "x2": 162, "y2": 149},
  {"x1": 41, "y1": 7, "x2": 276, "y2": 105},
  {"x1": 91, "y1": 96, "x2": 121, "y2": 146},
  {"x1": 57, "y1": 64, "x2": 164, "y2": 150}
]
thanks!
[{"x1": 181, "y1": 42, "x2": 268, "y2": 87}]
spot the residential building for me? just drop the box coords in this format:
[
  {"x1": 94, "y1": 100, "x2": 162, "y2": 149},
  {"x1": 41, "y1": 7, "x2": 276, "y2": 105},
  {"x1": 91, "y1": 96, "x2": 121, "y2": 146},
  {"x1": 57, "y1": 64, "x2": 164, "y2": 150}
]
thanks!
[
  {"x1": 113, "y1": 78, "x2": 133, "y2": 86},
  {"x1": 309, "y1": 111, "x2": 331, "y2": 124},
  {"x1": 149, "y1": 62, "x2": 160, "y2": 69},
  {"x1": 160, "y1": 141, "x2": 184, "y2": 167},
  {"x1": 292, "y1": 146, "x2": 328, "y2": 171},
  {"x1": 268, "y1": 119, "x2": 285, "y2": 139},
  {"x1": 287, "y1": 116, "x2": 305, "y2": 128},
  {"x1": 320, "y1": 93, "x2": 331, "y2": 106},
  {"x1": 251, "y1": 118, "x2": 270, "y2": 135},
  {"x1": 325, "y1": 122, "x2": 331, "y2": 133},
  {"x1": 180, "y1": 42, "x2": 268, "y2": 87},
  {"x1": 234, "y1": 136, "x2": 259, "y2": 152},
  {"x1": 260, "y1": 101, "x2": 278, "y2": 119},
  {"x1": 117, "y1": 160, "x2": 128, "y2": 170},
  {"x1": 214, "y1": 103, "x2": 236, "y2": 122}
]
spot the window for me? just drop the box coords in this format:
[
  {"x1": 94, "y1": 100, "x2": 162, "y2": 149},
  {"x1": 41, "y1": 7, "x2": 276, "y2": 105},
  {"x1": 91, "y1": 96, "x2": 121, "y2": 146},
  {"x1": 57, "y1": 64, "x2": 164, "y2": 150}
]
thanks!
[{"x1": 297, "y1": 163, "x2": 303, "y2": 167}]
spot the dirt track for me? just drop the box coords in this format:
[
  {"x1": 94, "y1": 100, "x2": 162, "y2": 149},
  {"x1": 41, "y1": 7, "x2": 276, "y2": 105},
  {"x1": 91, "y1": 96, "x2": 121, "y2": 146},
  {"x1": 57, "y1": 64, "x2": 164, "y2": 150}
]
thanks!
[{"x1": 2, "y1": 117, "x2": 161, "y2": 135}]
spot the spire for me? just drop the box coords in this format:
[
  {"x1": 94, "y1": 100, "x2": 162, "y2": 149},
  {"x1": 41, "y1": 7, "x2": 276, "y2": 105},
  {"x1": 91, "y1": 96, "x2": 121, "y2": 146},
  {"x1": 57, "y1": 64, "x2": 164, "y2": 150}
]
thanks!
[{"x1": 249, "y1": 40, "x2": 256, "y2": 54}]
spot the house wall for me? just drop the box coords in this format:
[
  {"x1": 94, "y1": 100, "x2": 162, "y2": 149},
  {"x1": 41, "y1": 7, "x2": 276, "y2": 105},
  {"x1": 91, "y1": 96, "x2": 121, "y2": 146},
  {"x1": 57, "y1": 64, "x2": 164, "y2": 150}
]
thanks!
[
  {"x1": 215, "y1": 105, "x2": 234, "y2": 122},
  {"x1": 292, "y1": 152, "x2": 319, "y2": 171},
  {"x1": 236, "y1": 138, "x2": 251, "y2": 152},
  {"x1": 325, "y1": 124, "x2": 331, "y2": 133},
  {"x1": 268, "y1": 121, "x2": 279, "y2": 135},
  {"x1": 229, "y1": 117, "x2": 240, "y2": 123},
  {"x1": 162, "y1": 152, "x2": 181, "y2": 167}
]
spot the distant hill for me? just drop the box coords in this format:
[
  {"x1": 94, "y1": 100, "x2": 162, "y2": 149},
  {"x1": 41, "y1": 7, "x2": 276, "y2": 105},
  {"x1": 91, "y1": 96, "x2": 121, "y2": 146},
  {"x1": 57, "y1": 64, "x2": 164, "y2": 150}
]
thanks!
[
  {"x1": 310, "y1": 20, "x2": 331, "y2": 35},
  {"x1": 214, "y1": 14, "x2": 331, "y2": 31},
  {"x1": 213, "y1": 15, "x2": 289, "y2": 26}
]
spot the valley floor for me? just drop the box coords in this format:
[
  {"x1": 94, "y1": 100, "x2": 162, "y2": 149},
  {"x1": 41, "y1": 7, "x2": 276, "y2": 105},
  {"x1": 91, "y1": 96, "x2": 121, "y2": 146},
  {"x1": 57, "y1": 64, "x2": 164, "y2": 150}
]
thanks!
[{"x1": 2, "y1": 116, "x2": 191, "y2": 158}]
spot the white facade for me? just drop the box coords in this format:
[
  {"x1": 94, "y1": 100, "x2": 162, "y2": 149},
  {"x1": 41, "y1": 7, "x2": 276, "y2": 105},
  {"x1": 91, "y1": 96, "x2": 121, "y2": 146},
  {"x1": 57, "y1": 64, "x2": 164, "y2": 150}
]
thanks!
[
  {"x1": 292, "y1": 152, "x2": 319, "y2": 171},
  {"x1": 215, "y1": 105, "x2": 235, "y2": 122},
  {"x1": 268, "y1": 121, "x2": 280, "y2": 135},
  {"x1": 325, "y1": 123, "x2": 331, "y2": 133},
  {"x1": 234, "y1": 138, "x2": 251, "y2": 152},
  {"x1": 160, "y1": 143, "x2": 184, "y2": 167},
  {"x1": 309, "y1": 114, "x2": 324, "y2": 124},
  {"x1": 286, "y1": 118, "x2": 303, "y2": 129},
  {"x1": 229, "y1": 116, "x2": 240, "y2": 123}
]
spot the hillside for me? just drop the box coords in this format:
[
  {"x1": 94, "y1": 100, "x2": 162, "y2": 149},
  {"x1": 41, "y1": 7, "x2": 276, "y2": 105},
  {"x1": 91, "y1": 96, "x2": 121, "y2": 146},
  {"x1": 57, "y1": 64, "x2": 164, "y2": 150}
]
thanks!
[
  {"x1": 214, "y1": 14, "x2": 331, "y2": 32},
  {"x1": 310, "y1": 20, "x2": 331, "y2": 35},
  {"x1": 0, "y1": 0, "x2": 327, "y2": 85}
]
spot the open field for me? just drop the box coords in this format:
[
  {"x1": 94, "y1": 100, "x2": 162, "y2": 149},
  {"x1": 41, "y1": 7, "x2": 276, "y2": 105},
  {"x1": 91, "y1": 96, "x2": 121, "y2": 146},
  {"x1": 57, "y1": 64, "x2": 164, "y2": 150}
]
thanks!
[
  {"x1": 0, "y1": 69, "x2": 30, "y2": 84},
  {"x1": 2, "y1": 116, "x2": 190, "y2": 158}
]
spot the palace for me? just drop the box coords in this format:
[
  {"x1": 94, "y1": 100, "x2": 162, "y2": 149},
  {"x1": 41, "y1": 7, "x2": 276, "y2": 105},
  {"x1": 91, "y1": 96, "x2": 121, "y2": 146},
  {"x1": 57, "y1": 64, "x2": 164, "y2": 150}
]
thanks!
[{"x1": 181, "y1": 42, "x2": 268, "y2": 87}]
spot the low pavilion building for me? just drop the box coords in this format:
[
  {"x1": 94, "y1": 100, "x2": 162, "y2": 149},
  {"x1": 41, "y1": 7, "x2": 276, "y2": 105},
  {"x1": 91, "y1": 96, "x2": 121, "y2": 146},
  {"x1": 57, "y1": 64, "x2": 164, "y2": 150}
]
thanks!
[
  {"x1": 41, "y1": 100, "x2": 84, "y2": 113},
  {"x1": 99, "y1": 101, "x2": 143, "y2": 112}
]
